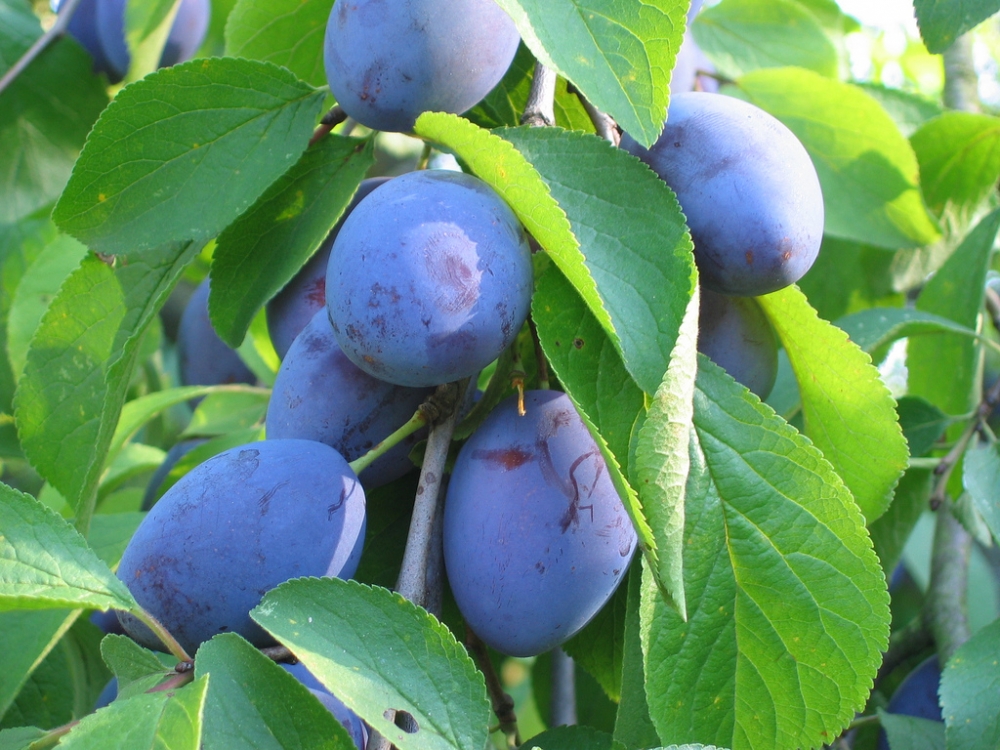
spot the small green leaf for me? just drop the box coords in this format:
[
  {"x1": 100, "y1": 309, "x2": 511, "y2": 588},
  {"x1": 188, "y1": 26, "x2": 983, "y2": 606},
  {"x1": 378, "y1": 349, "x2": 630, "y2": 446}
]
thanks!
[
  {"x1": 562, "y1": 570, "x2": 629, "y2": 703},
  {"x1": 0, "y1": 484, "x2": 135, "y2": 612},
  {"x1": 0, "y1": 726, "x2": 48, "y2": 750},
  {"x1": 613, "y1": 561, "x2": 660, "y2": 750},
  {"x1": 183, "y1": 390, "x2": 269, "y2": 438},
  {"x1": 878, "y1": 711, "x2": 946, "y2": 750},
  {"x1": 224, "y1": 0, "x2": 335, "y2": 87},
  {"x1": 897, "y1": 396, "x2": 950, "y2": 458},
  {"x1": 692, "y1": 0, "x2": 839, "y2": 78},
  {"x1": 0, "y1": 2, "x2": 108, "y2": 225},
  {"x1": 492, "y1": 0, "x2": 684, "y2": 148},
  {"x1": 56, "y1": 675, "x2": 208, "y2": 750},
  {"x1": 940, "y1": 617, "x2": 1000, "y2": 748},
  {"x1": 100, "y1": 635, "x2": 173, "y2": 700},
  {"x1": 53, "y1": 58, "x2": 325, "y2": 254},
  {"x1": 908, "y1": 209, "x2": 1000, "y2": 417},
  {"x1": 641, "y1": 358, "x2": 890, "y2": 750},
  {"x1": 209, "y1": 135, "x2": 374, "y2": 347},
  {"x1": 963, "y1": 443, "x2": 1000, "y2": 547},
  {"x1": 0, "y1": 610, "x2": 78, "y2": 720},
  {"x1": 837, "y1": 307, "x2": 981, "y2": 354},
  {"x1": 195, "y1": 633, "x2": 357, "y2": 750},
  {"x1": 914, "y1": 0, "x2": 1000, "y2": 53},
  {"x1": 911, "y1": 111, "x2": 1000, "y2": 221},
  {"x1": 14, "y1": 243, "x2": 199, "y2": 521},
  {"x1": 524, "y1": 726, "x2": 625, "y2": 750},
  {"x1": 252, "y1": 577, "x2": 490, "y2": 750},
  {"x1": 735, "y1": 68, "x2": 941, "y2": 250},
  {"x1": 758, "y1": 286, "x2": 907, "y2": 522}
]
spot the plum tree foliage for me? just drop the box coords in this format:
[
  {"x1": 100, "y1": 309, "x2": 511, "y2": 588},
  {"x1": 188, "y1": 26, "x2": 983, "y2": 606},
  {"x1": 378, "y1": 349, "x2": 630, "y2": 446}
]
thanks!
[{"x1": 1, "y1": 0, "x2": 1000, "y2": 749}]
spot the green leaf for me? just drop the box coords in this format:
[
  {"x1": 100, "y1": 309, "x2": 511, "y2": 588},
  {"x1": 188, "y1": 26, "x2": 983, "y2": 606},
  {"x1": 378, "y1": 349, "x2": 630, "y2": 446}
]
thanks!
[
  {"x1": 562, "y1": 570, "x2": 628, "y2": 702},
  {"x1": 914, "y1": 0, "x2": 1000, "y2": 53},
  {"x1": 908, "y1": 208, "x2": 1000, "y2": 417},
  {"x1": 613, "y1": 560, "x2": 660, "y2": 750},
  {"x1": 0, "y1": 726, "x2": 48, "y2": 750},
  {"x1": 523, "y1": 726, "x2": 624, "y2": 750},
  {"x1": 14, "y1": 243, "x2": 199, "y2": 520},
  {"x1": 123, "y1": 0, "x2": 182, "y2": 82},
  {"x1": 224, "y1": 0, "x2": 335, "y2": 87},
  {"x1": 0, "y1": 610, "x2": 77, "y2": 720},
  {"x1": 910, "y1": 112, "x2": 1000, "y2": 222},
  {"x1": 897, "y1": 396, "x2": 950, "y2": 458},
  {"x1": 492, "y1": 0, "x2": 684, "y2": 148},
  {"x1": 0, "y1": 484, "x2": 135, "y2": 612},
  {"x1": 56, "y1": 675, "x2": 208, "y2": 750},
  {"x1": 195, "y1": 633, "x2": 357, "y2": 750},
  {"x1": 183, "y1": 390, "x2": 269, "y2": 437},
  {"x1": 252, "y1": 577, "x2": 490, "y2": 750},
  {"x1": 497, "y1": 125, "x2": 696, "y2": 395},
  {"x1": 940, "y1": 617, "x2": 1000, "y2": 748},
  {"x1": 209, "y1": 135, "x2": 374, "y2": 347},
  {"x1": 692, "y1": 0, "x2": 839, "y2": 78},
  {"x1": 641, "y1": 358, "x2": 890, "y2": 750},
  {"x1": 0, "y1": 2, "x2": 108, "y2": 225},
  {"x1": 837, "y1": 307, "x2": 982, "y2": 354},
  {"x1": 735, "y1": 68, "x2": 941, "y2": 250},
  {"x1": 963, "y1": 443, "x2": 1000, "y2": 547},
  {"x1": 857, "y1": 83, "x2": 943, "y2": 138},
  {"x1": 53, "y1": 58, "x2": 325, "y2": 254},
  {"x1": 869, "y1": 468, "x2": 933, "y2": 578},
  {"x1": 757, "y1": 286, "x2": 907, "y2": 522},
  {"x1": 878, "y1": 711, "x2": 946, "y2": 750},
  {"x1": 100, "y1": 635, "x2": 173, "y2": 700},
  {"x1": 88, "y1": 513, "x2": 146, "y2": 569}
]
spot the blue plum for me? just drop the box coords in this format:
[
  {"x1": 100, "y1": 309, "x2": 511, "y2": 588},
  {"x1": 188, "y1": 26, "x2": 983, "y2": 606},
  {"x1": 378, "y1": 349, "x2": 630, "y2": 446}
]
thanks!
[
  {"x1": 266, "y1": 310, "x2": 432, "y2": 487},
  {"x1": 54, "y1": 0, "x2": 116, "y2": 76},
  {"x1": 877, "y1": 656, "x2": 943, "y2": 750},
  {"x1": 177, "y1": 278, "x2": 256, "y2": 391},
  {"x1": 116, "y1": 439, "x2": 366, "y2": 655},
  {"x1": 266, "y1": 178, "x2": 390, "y2": 359},
  {"x1": 323, "y1": 0, "x2": 521, "y2": 133},
  {"x1": 96, "y1": 0, "x2": 210, "y2": 81},
  {"x1": 621, "y1": 92, "x2": 824, "y2": 297},
  {"x1": 443, "y1": 391, "x2": 637, "y2": 657},
  {"x1": 326, "y1": 170, "x2": 533, "y2": 387},
  {"x1": 698, "y1": 288, "x2": 778, "y2": 399},
  {"x1": 94, "y1": 677, "x2": 118, "y2": 710}
]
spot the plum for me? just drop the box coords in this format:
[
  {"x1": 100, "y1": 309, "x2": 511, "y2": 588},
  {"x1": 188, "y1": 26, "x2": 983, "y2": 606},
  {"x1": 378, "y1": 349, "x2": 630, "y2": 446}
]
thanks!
[
  {"x1": 621, "y1": 92, "x2": 824, "y2": 297},
  {"x1": 96, "y1": 0, "x2": 210, "y2": 81},
  {"x1": 266, "y1": 309, "x2": 432, "y2": 487},
  {"x1": 266, "y1": 177, "x2": 390, "y2": 359},
  {"x1": 877, "y1": 655, "x2": 943, "y2": 750},
  {"x1": 698, "y1": 288, "x2": 778, "y2": 399},
  {"x1": 326, "y1": 170, "x2": 533, "y2": 387},
  {"x1": 323, "y1": 0, "x2": 521, "y2": 133},
  {"x1": 177, "y1": 278, "x2": 256, "y2": 391},
  {"x1": 54, "y1": 0, "x2": 116, "y2": 76},
  {"x1": 443, "y1": 391, "x2": 637, "y2": 657},
  {"x1": 116, "y1": 439, "x2": 366, "y2": 655}
]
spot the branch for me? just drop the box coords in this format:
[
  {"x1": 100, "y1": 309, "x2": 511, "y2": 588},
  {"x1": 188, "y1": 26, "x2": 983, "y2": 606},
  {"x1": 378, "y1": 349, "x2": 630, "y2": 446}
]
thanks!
[
  {"x1": 521, "y1": 62, "x2": 556, "y2": 128},
  {"x1": 549, "y1": 648, "x2": 577, "y2": 727},
  {"x1": 922, "y1": 500, "x2": 972, "y2": 664},
  {"x1": 942, "y1": 34, "x2": 980, "y2": 114},
  {"x1": 466, "y1": 626, "x2": 520, "y2": 747},
  {"x1": 579, "y1": 96, "x2": 620, "y2": 145},
  {"x1": 0, "y1": 0, "x2": 85, "y2": 97}
]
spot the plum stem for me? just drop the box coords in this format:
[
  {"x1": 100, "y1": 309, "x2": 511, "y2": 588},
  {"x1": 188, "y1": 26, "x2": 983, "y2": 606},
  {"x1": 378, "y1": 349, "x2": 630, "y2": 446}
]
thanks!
[
  {"x1": 308, "y1": 105, "x2": 348, "y2": 146},
  {"x1": 465, "y1": 626, "x2": 520, "y2": 747},
  {"x1": 348, "y1": 408, "x2": 429, "y2": 477},
  {"x1": 521, "y1": 62, "x2": 556, "y2": 128},
  {"x1": 579, "y1": 95, "x2": 620, "y2": 146},
  {"x1": 0, "y1": 0, "x2": 85, "y2": 96},
  {"x1": 416, "y1": 142, "x2": 433, "y2": 170},
  {"x1": 130, "y1": 607, "x2": 193, "y2": 663},
  {"x1": 550, "y1": 648, "x2": 577, "y2": 727}
]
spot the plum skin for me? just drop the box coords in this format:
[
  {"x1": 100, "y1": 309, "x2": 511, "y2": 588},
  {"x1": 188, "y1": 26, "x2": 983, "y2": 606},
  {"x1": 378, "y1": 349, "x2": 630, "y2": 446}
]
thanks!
[
  {"x1": 326, "y1": 170, "x2": 533, "y2": 388},
  {"x1": 266, "y1": 309, "x2": 432, "y2": 488},
  {"x1": 877, "y1": 656, "x2": 942, "y2": 750},
  {"x1": 323, "y1": 0, "x2": 521, "y2": 133},
  {"x1": 621, "y1": 92, "x2": 824, "y2": 297},
  {"x1": 443, "y1": 391, "x2": 637, "y2": 657},
  {"x1": 177, "y1": 278, "x2": 256, "y2": 391},
  {"x1": 698, "y1": 288, "x2": 778, "y2": 400},
  {"x1": 267, "y1": 178, "x2": 391, "y2": 359},
  {"x1": 116, "y1": 439, "x2": 366, "y2": 655}
]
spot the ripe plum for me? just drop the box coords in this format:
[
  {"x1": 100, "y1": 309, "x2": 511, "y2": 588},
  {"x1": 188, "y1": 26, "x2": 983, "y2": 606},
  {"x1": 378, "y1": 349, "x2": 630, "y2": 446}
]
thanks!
[
  {"x1": 54, "y1": 0, "x2": 116, "y2": 77},
  {"x1": 877, "y1": 656, "x2": 943, "y2": 750},
  {"x1": 116, "y1": 439, "x2": 366, "y2": 655},
  {"x1": 266, "y1": 310, "x2": 432, "y2": 487},
  {"x1": 443, "y1": 391, "x2": 637, "y2": 657},
  {"x1": 177, "y1": 278, "x2": 256, "y2": 391},
  {"x1": 621, "y1": 92, "x2": 823, "y2": 296},
  {"x1": 96, "y1": 0, "x2": 210, "y2": 80},
  {"x1": 698, "y1": 288, "x2": 778, "y2": 399},
  {"x1": 323, "y1": 0, "x2": 521, "y2": 132},
  {"x1": 326, "y1": 170, "x2": 533, "y2": 387},
  {"x1": 266, "y1": 178, "x2": 390, "y2": 359}
]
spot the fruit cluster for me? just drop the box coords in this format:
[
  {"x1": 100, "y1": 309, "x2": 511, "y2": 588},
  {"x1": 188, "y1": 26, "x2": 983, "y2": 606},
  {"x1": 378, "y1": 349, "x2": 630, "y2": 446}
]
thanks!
[{"x1": 98, "y1": 0, "x2": 823, "y2": 741}]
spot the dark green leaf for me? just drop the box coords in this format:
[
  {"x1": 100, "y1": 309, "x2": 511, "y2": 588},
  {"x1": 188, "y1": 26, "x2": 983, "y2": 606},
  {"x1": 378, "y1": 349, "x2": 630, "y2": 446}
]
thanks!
[
  {"x1": 0, "y1": 726, "x2": 48, "y2": 750},
  {"x1": 0, "y1": 2, "x2": 108, "y2": 225},
  {"x1": 693, "y1": 0, "x2": 838, "y2": 78},
  {"x1": 878, "y1": 711, "x2": 945, "y2": 750},
  {"x1": 88, "y1": 513, "x2": 146, "y2": 569},
  {"x1": 0, "y1": 484, "x2": 135, "y2": 612},
  {"x1": 940, "y1": 617, "x2": 1000, "y2": 748},
  {"x1": 252, "y1": 578, "x2": 490, "y2": 750},
  {"x1": 869, "y1": 469, "x2": 933, "y2": 578},
  {"x1": 493, "y1": 0, "x2": 684, "y2": 148},
  {"x1": 562, "y1": 570, "x2": 629, "y2": 702},
  {"x1": 736, "y1": 68, "x2": 941, "y2": 249},
  {"x1": 897, "y1": 397, "x2": 950, "y2": 458},
  {"x1": 209, "y1": 135, "x2": 374, "y2": 347},
  {"x1": 224, "y1": 0, "x2": 336, "y2": 87},
  {"x1": 522, "y1": 726, "x2": 624, "y2": 750},
  {"x1": 0, "y1": 610, "x2": 77, "y2": 720},
  {"x1": 837, "y1": 307, "x2": 981, "y2": 354},
  {"x1": 613, "y1": 560, "x2": 659, "y2": 750},
  {"x1": 195, "y1": 633, "x2": 356, "y2": 750},
  {"x1": 642, "y1": 358, "x2": 890, "y2": 748},
  {"x1": 100, "y1": 635, "x2": 173, "y2": 700},
  {"x1": 914, "y1": 0, "x2": 1000, "y2": 53},
  {"x1": 14, "y1": 243, "x2": 199, "y2": 517},
  {"x1": 53, "y1": 59, "x2": 325, "y2": 254}
]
